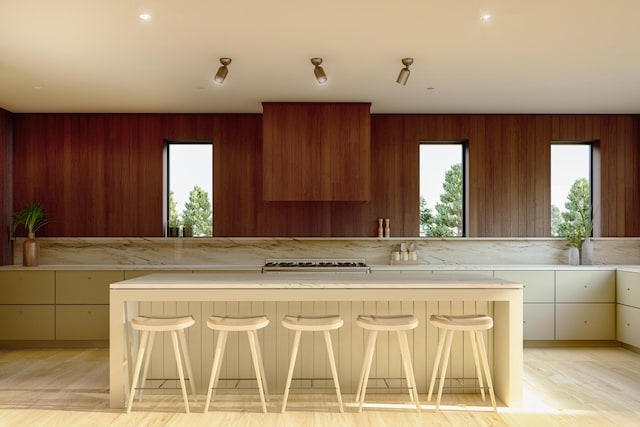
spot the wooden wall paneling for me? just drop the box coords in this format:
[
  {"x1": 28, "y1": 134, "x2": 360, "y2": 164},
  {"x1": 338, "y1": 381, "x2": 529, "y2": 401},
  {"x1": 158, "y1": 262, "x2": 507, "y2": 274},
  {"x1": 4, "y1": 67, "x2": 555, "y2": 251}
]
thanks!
[
  {"x1": 369, "y1": 115, "x2": 417, "y2": 237},
  {"x1": 10, "y1": 112, "x2": 640, "y2": 238},
  {"x1": 468, "y1": 116, "x2": 485, "y2": 237},
  {"x1": 629, "y1": 117, "x2": 640, "y2": 236},
  {"x1": 214, "y1": 115, "x2": 261, "y2": 236},
  {"x1": 0, "y1": 109, "x2": 12, "y2": 265},
  {"x1": 534, "y1": 116, "x2": 552, "y2": 236}
]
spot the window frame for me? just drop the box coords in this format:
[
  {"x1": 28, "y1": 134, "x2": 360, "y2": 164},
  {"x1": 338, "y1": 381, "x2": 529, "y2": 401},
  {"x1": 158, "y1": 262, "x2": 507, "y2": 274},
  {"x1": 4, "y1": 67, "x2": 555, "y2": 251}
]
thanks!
[
  {"x1": 418, "y1": 140, "x2": 469, "y2": 237},
  {"x1": 163, "y1": 139, "x2": 214, "y2": 237},
  {"x1": 550, "y1": 140, "x2": 600, "y2": 237}
]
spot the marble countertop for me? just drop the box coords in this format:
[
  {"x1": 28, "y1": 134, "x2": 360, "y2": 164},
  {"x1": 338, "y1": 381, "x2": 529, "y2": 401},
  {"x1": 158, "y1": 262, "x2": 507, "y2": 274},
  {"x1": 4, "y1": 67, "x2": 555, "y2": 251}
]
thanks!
[
  {"x1": 1, "y1": 263, "x2": 636, "y2": 271},
  {"x1": 111, "y1": 272, "x2": 524, "y2": 289}
]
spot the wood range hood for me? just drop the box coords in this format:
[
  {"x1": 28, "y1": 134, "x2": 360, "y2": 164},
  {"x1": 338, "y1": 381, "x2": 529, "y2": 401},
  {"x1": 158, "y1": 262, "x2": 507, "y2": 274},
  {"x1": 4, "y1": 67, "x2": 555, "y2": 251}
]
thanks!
[{"x1": 262, "y1": 102, "x2": 371, "y2": 202}]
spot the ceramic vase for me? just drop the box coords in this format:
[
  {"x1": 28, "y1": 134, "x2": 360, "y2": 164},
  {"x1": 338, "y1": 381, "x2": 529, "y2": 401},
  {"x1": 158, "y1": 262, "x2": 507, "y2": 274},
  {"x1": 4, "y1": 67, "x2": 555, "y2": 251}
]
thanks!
[
  {"x1": 568, "y1": 246, "x2": 580, "y2": 265},
  {"x1": 581, "y1": 238, "x2": 593, "y2": 265},
  {"x1": 22, "y1": 233, "x2": 40, "y2": 267}
]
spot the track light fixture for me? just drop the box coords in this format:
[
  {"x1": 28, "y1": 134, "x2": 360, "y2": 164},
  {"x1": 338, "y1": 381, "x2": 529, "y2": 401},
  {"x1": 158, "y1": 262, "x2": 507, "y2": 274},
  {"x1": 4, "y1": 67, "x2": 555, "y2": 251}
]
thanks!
[
  {"x1": 213, "y1": 58, "x2": 231, "y2": 84},
  {"x1": 311, "y1": 58, "x2": 327, "y2": 84},
  {"x1": 396, "y1": 58, "x2": 414, "y2": 85}
]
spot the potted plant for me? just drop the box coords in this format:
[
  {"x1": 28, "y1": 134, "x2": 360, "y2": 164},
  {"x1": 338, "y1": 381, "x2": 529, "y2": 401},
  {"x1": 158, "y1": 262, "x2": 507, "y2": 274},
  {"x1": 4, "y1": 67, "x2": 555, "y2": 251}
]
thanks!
[
  {"x1": 182, "y1": 219, "x2": 194, "y2": 238},
  {"x1": 13, "y1": 203, "x2": 49, "y2": 267},
  {"x1": 168, "y1": 216, "x2": 181, "y2": 238}
]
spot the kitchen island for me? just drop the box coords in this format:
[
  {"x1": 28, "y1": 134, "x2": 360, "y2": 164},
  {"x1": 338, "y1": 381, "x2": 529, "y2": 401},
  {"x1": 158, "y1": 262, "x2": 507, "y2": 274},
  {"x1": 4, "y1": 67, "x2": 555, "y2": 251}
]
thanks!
[{"x1": 110, "y1": 272, "x2": 523, "y2": 409}]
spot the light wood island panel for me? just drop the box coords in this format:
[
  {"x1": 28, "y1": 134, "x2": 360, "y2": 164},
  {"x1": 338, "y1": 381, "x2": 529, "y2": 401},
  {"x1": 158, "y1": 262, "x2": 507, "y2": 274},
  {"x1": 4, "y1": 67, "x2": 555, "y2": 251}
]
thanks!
[{"x1": 109, "y1": 273, "x2": 523, "y2": 409}]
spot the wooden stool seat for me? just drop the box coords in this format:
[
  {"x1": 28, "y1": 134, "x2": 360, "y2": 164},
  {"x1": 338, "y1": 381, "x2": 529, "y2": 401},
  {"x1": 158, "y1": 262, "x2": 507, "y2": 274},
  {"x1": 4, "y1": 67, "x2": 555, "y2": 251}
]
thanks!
[
  {"x1": 127, "y1": 315, "x2": 196, "y2": 414},
  {"x1": 281, "y1": 315, "x2": 344, "y2": 413},
  {"x1": 355, "y1": 314, "x2": 421, "y2": 412},
  {"x1": 428, "y1": 314, "x2": 496, "y2": 411},
  {"x1": 205, "y1": 315, "x2": 270, "y2": 413}
]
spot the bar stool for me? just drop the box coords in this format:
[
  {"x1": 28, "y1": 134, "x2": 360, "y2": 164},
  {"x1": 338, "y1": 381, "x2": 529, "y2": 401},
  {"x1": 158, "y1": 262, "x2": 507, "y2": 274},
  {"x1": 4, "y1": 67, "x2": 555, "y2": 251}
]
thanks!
[
  {"x1": 127, "y1": 315, "x2": 197, "y2": 413},
  {"x1": 204, "y1": 315, "x2": 270, "y2": 413},
  {"x1": 427, "y1": 314, "x2": 496, "y2": 411},
  {"x1": 281, "y1": 314, "x2": 344, "y2": 413},
  {"x1": 355, "y1": 314, "x2": 421, "y2": 412}
]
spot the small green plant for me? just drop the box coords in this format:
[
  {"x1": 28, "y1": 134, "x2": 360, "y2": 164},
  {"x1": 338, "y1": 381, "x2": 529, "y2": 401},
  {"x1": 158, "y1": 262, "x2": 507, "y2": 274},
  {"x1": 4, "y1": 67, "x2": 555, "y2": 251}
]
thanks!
[
  {"x1": 168, "y1": 215, "x2": 182, "y2": 228},
  {"x1": 13, "y1": 203, "x2": 49, "y2": 235}
]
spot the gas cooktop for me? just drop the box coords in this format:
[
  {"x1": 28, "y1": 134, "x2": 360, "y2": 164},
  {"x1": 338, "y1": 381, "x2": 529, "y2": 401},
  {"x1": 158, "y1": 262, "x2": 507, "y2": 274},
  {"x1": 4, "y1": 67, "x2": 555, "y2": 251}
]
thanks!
[{"x1": 262, "y1": 258, "x2": 370, "y2": 273}]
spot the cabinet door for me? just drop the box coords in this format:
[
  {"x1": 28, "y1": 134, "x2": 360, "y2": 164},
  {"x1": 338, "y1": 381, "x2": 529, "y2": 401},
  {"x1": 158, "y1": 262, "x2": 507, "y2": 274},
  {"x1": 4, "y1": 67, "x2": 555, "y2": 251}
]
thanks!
[
  {"x1": 523, "y1": 304, "x2": 555, "y2": 340},
  {"x1": 616, "y1": 271, "x2": 640, "y2": 308},
  {"x1": 0, "y1": 306, "x2": 55, "y2": 340},
  {"x1": 56, "y1": 305, "x2": 109, "y2": 340},
  {"x1": 494, "y1": 270, "x2": 554, "y2": 303},
  {"x1": 0, "y1": 271, "x2": 55, "y2": 304},
  {"x1": 555, "y1": 303, "x2": 615, "y2": 340},
  {"x1": 56, "y1": 271, "x2": 123, "y2": 304},
  {"x1": 555, "y1": 270, "x2": 615, "y2": 303},
  {"x1": 617, "y1": 304, "x2": 640, "y2": 347}
]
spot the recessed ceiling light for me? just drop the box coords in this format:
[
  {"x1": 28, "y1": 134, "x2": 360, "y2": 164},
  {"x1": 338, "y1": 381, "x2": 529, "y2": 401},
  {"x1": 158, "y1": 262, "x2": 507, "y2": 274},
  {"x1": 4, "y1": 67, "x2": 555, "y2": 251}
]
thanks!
[
  {"x1": 480, "y1": 14, "x2": 492, "y2": 22},
  {"x1": 139, "y1": 13, "x2": 152, "y2": 21}
]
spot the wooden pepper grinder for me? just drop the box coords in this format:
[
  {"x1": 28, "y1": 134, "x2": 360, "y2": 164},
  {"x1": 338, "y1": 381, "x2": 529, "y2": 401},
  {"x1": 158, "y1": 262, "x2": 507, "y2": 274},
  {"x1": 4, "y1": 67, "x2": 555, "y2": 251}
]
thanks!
[{"x1": 384, "y1": 218, "x2": 390, "y2": 238}]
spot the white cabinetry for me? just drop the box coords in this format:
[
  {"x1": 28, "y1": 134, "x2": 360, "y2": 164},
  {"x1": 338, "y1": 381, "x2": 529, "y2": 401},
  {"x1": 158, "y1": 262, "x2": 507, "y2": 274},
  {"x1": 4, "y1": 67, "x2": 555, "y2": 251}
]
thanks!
[
  {"x1": 616, "y1": 270, "x2": 640, "y2": 348},
  {"x1": 555, "y1": 270, "x2": 616, "y2": 340},
  {"x1": 494, "y1": 270, "x2": 555, "y2": 340}
]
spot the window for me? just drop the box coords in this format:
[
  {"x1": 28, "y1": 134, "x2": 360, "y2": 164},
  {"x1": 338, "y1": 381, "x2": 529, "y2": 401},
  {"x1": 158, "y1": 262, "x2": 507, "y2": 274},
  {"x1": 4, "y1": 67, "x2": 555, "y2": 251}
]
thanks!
[
  {"x1": 419, "y1": 142, "x2": 467, "y2": 237},
  {"x1": 165, "y1": 141, "x2": 213, "y2": 236},
  {"x1": 551, "y1": 142, "x2": 598, "y2": 238}
]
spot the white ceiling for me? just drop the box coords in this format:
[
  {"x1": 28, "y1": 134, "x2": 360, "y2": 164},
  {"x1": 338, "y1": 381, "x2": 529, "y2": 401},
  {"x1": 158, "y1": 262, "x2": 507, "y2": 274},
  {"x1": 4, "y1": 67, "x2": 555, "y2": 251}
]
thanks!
[{"x1": 2, "y1": 0, "x2": 640, "y2": 114}]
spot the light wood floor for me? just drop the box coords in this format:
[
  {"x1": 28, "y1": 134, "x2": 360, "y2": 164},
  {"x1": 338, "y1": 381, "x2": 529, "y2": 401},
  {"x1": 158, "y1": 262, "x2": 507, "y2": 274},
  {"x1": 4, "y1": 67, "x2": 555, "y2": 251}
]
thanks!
[{"x1": 0, "y1": 347, "x2": 639, "y2": 426}]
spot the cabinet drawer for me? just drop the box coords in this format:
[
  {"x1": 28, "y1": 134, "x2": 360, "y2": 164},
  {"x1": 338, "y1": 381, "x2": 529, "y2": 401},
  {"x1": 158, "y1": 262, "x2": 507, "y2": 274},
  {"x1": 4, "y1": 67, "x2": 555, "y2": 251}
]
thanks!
[
  {"x1": 0, "y1": 305, "x2": 55, "y2": 340},
  {"x1": 56, "y1": 271, "x2": 123, "y2": 304},
  {"x1": 555, "y1": 303, "x2": 615, "y2": 340},
  {"x1": 494, "y1": 270, "x2": 554, "y2": 303},
  {"x1": 616, "y1": 271, "x2": 640, "y2": 308},
  {"x1": 555, "y1": 270, "x2": 615, "y2": 303},
  {"x1": 56, "y1": 305, "x2": 109, "y2": 340},
  {"x1": 0, "y1": 271, "x2": 55, "y2": 304},
  {"x1": 617, "y1": 304, "x2": 640, "y2": 347},
  {"x1": 523, "y1": 303, "x2": 555, "y2": 340}
]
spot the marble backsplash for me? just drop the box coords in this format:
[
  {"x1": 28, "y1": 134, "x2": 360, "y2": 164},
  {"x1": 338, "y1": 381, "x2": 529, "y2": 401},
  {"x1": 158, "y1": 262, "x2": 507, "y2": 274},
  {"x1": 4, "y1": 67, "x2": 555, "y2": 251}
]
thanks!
[{"x1": 10, "y1": 237, "x2": 640, "y2": 266}]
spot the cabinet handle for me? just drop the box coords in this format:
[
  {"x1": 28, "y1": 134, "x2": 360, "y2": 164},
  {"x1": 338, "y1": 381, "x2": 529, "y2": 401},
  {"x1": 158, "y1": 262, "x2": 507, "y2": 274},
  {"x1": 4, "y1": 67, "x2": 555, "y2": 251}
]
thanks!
[
  {"x1": 627, "y1": 323, "x2": 631, "y2": 327},
  {"x1": 583, "y1": 320, "x2": 588, "y2": 324}
]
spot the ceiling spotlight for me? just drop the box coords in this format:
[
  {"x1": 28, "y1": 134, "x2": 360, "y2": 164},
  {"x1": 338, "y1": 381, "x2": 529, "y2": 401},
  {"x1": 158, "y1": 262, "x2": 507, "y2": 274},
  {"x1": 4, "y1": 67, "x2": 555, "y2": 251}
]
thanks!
[
  {"x1": 213, "y1": 58, "x2": 231, "y2": 84},
  {"x1": 311, "y1": 58, "x2": 327, "y2": 84},
  {"x1": 396, "y1": 58, "x2": 413, "y2": 85}
]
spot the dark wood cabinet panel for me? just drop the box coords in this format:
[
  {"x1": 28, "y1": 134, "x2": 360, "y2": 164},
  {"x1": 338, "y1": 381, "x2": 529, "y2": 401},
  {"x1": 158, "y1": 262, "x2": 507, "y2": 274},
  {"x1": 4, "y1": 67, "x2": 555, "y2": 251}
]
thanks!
[
  {"x1": 0, "y1": 109, "x2": 13, "y2": 265},
  {"x1": 262, "y1": 103, "x2": 371, "y2": 201}
]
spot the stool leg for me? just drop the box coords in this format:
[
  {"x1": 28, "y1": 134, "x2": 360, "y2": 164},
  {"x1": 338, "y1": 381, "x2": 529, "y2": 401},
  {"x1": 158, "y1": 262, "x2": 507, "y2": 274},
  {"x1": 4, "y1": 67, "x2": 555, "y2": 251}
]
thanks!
[
  {"x1": 205, "y1": 330, "x2": 228, "y2": 413},
  {"x1": 170, "y1": 330, "x2": 190, "y2": 413},
  {"x1": 127, "y1": 330, "x2": 150, "y2": 413},
  {"x1": 253, "y1": 330, "x2": 270, "y2": 401},
  {"x1": 323, "y1": 330, "x2": 344, "y2": 413},
  {"x1": 138, "y1": 331, "x2": 155, "y2": 402},
  {"x1": 435, "y1": 330, "x2": 455, "y2": 411},
  {"x1": 357, "y1": 330, "x2": 378, "y2": 412},
  {"x1": 427, "y1": 327, "x2": 447, "y2": 401},
  {"x1": 281, "y1": 330, "x2": 301, "y2": 413},
  {"x1": 397, "y1": 330, "x2": 421, "y2": 412},
  {"x1": 247, "y1": 330, "x2": 268, "y2": 413},
  {"x1": 467, "y1": 330, "x2": 486, "y2": 401},
  {"x1": 475, "y1": 330, "x2": 497, "y2": 410},
  {"x1": 177, "y1": 329, "x2": 197, "y2": 402}
]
